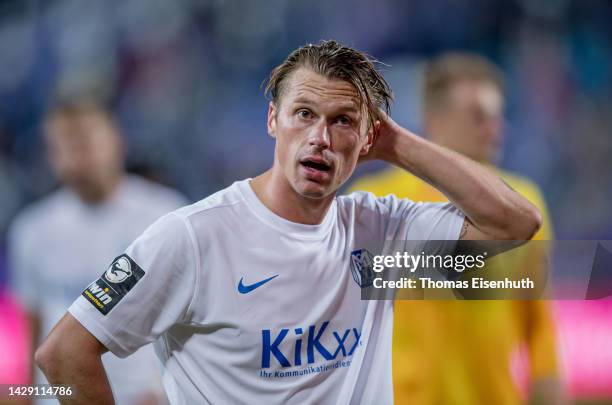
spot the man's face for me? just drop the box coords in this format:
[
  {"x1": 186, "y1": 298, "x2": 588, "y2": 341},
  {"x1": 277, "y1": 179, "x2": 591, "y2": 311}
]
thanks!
[
  {"x1": 46, "y1": 111, "x2": 123, "y2": 196},
  {"x1": 267, "y1": 68, "x2": 373, "y2": 199},
  {"x1": 427, "y1": 79, "x2": 503, "y2": 163}
]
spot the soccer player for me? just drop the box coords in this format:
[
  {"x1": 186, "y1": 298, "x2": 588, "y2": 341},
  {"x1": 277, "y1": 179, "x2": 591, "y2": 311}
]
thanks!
[
  {"x1": 8, "y1": 101, "x2": 186, "y2": 404},
  {"x1": 348, "y1": 53, "x2": 562, "y2": 404},
  {"x1": 35, "y1": 41, "x2": 541, "y2": 404}
]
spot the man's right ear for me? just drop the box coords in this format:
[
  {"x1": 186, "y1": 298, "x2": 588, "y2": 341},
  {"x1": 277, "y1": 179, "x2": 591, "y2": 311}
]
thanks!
[{"x1": 267, "y1": 102, "x2": 277, "y2": 138}]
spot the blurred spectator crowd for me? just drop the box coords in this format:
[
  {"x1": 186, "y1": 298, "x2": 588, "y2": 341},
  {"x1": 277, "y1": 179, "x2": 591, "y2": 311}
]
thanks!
[{"x1": 0, "y1": 0, "x2": 611, "y2": 244}]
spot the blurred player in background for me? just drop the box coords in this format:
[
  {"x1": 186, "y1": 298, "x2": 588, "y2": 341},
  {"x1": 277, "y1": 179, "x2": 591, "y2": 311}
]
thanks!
[
  {"x1": 8, "y1": 100, "x2": 186, "y2": 405},
  {"x1": 348, "y1": 53, "x2": 563, "y2": 404}
]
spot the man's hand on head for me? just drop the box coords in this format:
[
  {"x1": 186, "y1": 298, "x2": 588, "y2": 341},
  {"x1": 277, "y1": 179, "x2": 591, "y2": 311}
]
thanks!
[
  {"x1": 358, "y1": 111, "x2": 415, "y2": 166},
  {"x1": 357, "y1": 111, "x2": 388, "y2": 164}
]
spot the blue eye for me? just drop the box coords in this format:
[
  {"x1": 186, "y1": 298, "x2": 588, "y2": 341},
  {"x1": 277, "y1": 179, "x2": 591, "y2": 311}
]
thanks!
[{"x1": 297, "y1": 109, "x2": 312, "y2": 119}]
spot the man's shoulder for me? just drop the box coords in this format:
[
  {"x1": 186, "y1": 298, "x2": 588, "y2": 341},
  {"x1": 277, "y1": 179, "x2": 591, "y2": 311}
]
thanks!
[
  {"x1": 171, "y1": 179, "x2": 247, "y2": 222},
  {"x1": 337, "y1": 190, "x2": 378, "y2": 207},
  {"x1": 337, "y1": 189, "x2": 416, "y2": 218},
  {"x1": 135, "y1": 180, "x2": 247, "y2": 250}
]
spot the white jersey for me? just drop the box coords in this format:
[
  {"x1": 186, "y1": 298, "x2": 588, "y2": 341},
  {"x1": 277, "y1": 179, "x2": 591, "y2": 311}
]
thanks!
[
  {"x1": 68, "y1": 179, "x2": 463, "y2": 404},
  {"x1": 9, "y1": 175, "x2": 186, "y2": 405}
]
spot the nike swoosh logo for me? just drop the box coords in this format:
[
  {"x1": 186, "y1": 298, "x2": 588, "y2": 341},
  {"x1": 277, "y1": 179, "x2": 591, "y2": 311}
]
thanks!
[{"x1": 238, "y1": 275, "x2": 278, "y2": 294}]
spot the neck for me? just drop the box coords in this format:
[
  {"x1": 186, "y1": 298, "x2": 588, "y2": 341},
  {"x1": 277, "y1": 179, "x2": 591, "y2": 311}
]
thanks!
[{"x1": 250, "y1": 170, "x2": 335, "y2": 225}]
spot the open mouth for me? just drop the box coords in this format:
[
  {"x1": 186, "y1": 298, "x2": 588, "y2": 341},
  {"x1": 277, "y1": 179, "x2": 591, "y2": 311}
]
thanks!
[
  {"x1": 300, "y1": 157, "x2": 332, "y2": 173},
  {"x1": 301, "y1": 159, "x2": 331, "y2": 172}
]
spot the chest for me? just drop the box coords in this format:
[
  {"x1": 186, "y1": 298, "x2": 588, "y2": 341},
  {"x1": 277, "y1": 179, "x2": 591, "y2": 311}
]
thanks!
[{"x1": 182, "y1": 229, "x2": 373, "y2": 368}]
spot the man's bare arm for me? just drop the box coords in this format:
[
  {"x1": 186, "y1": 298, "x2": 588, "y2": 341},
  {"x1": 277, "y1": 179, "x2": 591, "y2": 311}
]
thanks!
[
  {"x1": 35, "y1": 313, "x2": 113, "y2": 405},
  {"x1": 366, "y1": 114, "x2": 541, "y2": 241}
]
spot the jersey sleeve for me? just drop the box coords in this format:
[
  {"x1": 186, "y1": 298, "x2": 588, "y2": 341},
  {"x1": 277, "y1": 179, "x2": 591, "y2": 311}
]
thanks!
[
  {"x1": 349, "y1": 191, "x2": 465, "y2": 242},
  {"x1": 68, "y1": 212, "x2": 198, "y2": 358}
]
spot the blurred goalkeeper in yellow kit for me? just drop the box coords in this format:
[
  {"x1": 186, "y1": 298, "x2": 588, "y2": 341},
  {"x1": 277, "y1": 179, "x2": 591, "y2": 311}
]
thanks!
[{"x1": 348, "y1": 54, "x2": 563, "y2": 404}]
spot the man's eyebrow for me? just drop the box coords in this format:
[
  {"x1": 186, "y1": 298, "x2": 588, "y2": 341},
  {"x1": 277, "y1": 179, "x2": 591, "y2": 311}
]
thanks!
[{"x1": 292, "y1": 97, "x2": 361, "y2": 114}]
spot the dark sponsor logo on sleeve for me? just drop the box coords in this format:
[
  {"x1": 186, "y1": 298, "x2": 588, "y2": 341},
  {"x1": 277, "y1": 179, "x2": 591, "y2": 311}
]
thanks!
[{"x1": 82, "y1": 254, "x2": 145, "y2": 315}]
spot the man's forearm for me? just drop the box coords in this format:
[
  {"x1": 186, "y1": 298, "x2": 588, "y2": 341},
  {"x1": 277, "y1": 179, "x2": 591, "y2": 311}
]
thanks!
[
  {"x1": 36, "y1": 347, "x2": 113, "y2": 405},
  {"x1": 379, "y1": 124, "x2": 541, "y2": 239},
  {"x1": 35, "y1": 314, "x2": 114, "y2": 405}
]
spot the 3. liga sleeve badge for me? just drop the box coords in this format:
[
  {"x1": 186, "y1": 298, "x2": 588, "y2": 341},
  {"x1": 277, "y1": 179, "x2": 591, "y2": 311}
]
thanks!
[
  {"x1": 350, "y1": 249, "x2": 375, "y2": 288},
  {"x1": 82, "y1": 254, "x2": 145, "y2": 315},
  {"x1": 105, "y1": 256, "x2": 133, "y2": 283}
]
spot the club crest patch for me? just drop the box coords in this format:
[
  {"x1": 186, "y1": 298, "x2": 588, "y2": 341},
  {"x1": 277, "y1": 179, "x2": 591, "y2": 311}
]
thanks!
[
  {"x1": 82, "y1": 254, "x2": 145, "y2": 315},
  {"x1": 350, "y1": 249, "x2": 375, "y2": 288},
  {"x1": 105, "y1": 256, "x2": 133, "y2": 283}
]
